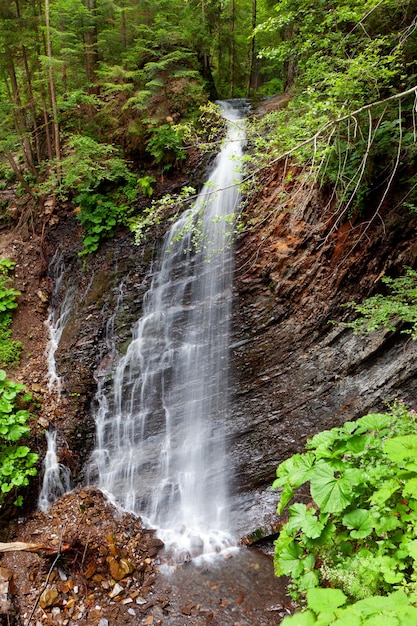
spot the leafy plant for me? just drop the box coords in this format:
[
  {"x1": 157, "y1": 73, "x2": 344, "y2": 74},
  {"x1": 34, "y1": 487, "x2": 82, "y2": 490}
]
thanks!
[
  {"x1": 146, "y1": 124, "x2": 186, "y2": 170},
  {"x1": 75, "y1": 172, "x2": 156, "y2": 255},
  {"x1": 0, "y1": 369, "x2": 38, "y2": 508},
  {"x1": 130, "y1": 185, "x2": 196, "y2": 245},
  {"x1": 273, "y1": 401, "x2": 417, "y2": 602},
  {"x1": 281, "y1": 588, "x2": 417, "y2": 625},
  {"x1": 75, "y1": 192, "x2": 123, "y2": 256},
  {"x1": 0, "y1": 259, "x2": 21, "y2": 366},
  {"x1": 341, "y1": 267, "x2": 417, "y2": 339},
  {"x1": 40, "y1": 135, "x2": 131, "y2": 199}
]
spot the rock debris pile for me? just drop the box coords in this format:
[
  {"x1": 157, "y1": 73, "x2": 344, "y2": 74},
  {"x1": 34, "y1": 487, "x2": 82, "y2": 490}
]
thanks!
[{"x1": 1, "y1": 487, "x2": 167, "y2": 626}]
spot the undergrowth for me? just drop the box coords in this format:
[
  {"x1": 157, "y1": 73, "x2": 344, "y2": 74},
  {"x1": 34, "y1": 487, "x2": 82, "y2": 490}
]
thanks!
[
  {"x1": 0, "y1": 258, "x2": 22, "y2": 366},
  {"x1": 274, "y1": 401, "x2": 417, "y2": 624}
]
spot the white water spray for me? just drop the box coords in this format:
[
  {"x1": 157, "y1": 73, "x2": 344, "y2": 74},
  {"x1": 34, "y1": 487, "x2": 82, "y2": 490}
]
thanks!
[
  {"x1": 90, "y1": 101, "x2": 247, "y2": 558},
  {"x1": 38, "y1": 429, "x2": 72, "y2": 511},
  {"x1": 38, "y1": 251, "x2": 73, "y2": 509},
  {"x1": 45, "y1": 250, "x2": 74, "y2": 394}
]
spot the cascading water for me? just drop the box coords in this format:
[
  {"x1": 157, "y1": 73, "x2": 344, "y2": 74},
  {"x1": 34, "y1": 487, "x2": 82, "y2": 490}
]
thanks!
[
  {"x1": 45, "y1": 250, "x2": 74, "y2": 395},
  {"x1": 38, "y1": 429, "x2": 72, "y2": 511},
  {"x1": 38, "y1": 250, "x2": 73, "y2": 509},
  {"x1": 90, "y1": 100, "x2": 247, "y2": 558}
]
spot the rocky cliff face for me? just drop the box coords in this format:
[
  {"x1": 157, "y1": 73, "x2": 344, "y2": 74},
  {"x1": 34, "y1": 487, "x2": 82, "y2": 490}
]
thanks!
[
  {"x1": 33, "y1": 156, "x2": 417, "y2": 540},
  {"x1": 2, "y1": 117, "x2": 417, "y2": 625},
  {"x1": 229, "y1": 161, "x2": 417, "y2": 534},
  {"x1": 5, "y1": 132, "x2": 417, "y2": 539}
]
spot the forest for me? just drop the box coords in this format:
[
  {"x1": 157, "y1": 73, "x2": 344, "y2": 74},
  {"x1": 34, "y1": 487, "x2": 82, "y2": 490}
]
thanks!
[
  {"x1": 1, "y1": 0, "x2": 417, "y2": 238},
  {"x1": 1, "y1": 0, "x2": 417, "y2": 625}
]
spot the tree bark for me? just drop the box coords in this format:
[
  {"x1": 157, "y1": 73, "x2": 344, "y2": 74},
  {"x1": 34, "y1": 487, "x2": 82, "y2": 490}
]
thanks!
[
  {"x1": 44, "y1": 0, "x2": 61, "y2": 163},
  {"x1": 246, "y1": 0, "x2": 257, "y2": 98},
  {"x1": 229, "y1": 0, "x2": 235, "y2": 98}
]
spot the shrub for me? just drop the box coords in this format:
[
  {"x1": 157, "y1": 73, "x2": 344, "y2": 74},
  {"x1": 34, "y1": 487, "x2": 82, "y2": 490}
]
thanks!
[
  {"x1": 274, "y1": 401, "x2": 417, "y2": 603},
  {"x1": 0, "y1": 369, "x2": 38, "y2": 508},
  {"x1": 0, "y1": 259, "x2": 21, "y2": 367}
]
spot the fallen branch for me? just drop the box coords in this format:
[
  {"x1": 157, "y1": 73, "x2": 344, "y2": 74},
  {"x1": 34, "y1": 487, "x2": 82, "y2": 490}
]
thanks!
[{"x1": 0, "y1": 541, "x2": 70, "y2": 556}]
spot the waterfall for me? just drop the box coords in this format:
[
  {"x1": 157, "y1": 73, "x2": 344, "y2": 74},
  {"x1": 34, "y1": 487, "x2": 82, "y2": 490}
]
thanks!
[
  {"x1": 38, "y1": 429, "x2": 72, "y2": 511},
  {"x1": 45, "y1": 250, "x2": 74, "y2": 395},
  {"x1": 90, "y1": 101, "x2": 247, "y2": 558},
  {"x1": 38, "y1": 251, "x2": 73, "y2": 509}
]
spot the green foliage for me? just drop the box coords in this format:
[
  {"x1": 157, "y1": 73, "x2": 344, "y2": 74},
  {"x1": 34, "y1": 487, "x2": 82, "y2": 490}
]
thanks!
[
  {"x1": 282, "y1": 589, "x2": 417, "y2": 625},
  {"x1": 130, "y1": 186, "x2": 196, "y2": 245},
  {"x1": 0, "y1": 259, "x2": 21, "y2": 367},
  {"x1": 273, "y1": 401, "x2": 417, "y2": 603},
  {"x1": 341, "y1": 267, "x2": 417, "y2": 339},
  {"x1": 248, "y1": 0, "x2": 417, "y2": 219},
  {"x1": 146, "y1": 124, "x2": 186, "y2": 170},
  {"x1": 41, "y1": 135, "x2": 130, "y2": 199},
  {"x1": 75, "y1": 192, "x2": 121, "y2": 256},
  {"x1": 0, "y1": 369, "x2": 38, "y2": 508},
  {"x1": 76, "y1": 172, "x2": 155, "y2": 255}
]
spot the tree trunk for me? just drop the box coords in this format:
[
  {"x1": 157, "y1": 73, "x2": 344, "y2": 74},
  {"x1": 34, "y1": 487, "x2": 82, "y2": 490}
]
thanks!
[
  {"x1": 229, "y1": 0, "x2": 235, "y2": 99},
  {"x1": 246, "y1": 0, "x2": 257, "y2": 98},
  {"x1": 121, "y1": 0, "x2": 127, "y2": 49},
  {"x1": 84, "y1": 0, "x2": 99, "y2": 89},
  {"x1": 5, "y1": 51, "x2": 37, "y2": 175},
  {"x1": 5, "y1": 152, "x2": 33, "y2": 196},
  {"x1": 44, "y1": 0, "x2": 61, "y2": 163}
]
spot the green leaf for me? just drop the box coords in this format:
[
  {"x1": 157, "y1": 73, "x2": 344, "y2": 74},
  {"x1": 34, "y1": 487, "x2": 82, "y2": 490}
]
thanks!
[
  {"x1": 307, "y1": 428, "x2": 339, "y2": 452},
  {"x1": 14, "y1": 445, "x2": 30, "y2": 458},
  {"x1": 275, "y1": 541, "x2": 305, "y2": 577},
  {"x1": 405, "y1": 539, "x2": 417, "y2": 561},
  {"x1": 354, "y1": 413, "x2": 391, "y2": 433},
  {"x1": 276, "y1": 483, "x2": 295, "y2": 515},
  {"x1": 306, "y1": 587, "x2": 347, "y2": 613},
  {"x1": 345, "y1": 434, "x2": 372, "y2": 454},
  {"x1": 286, "y1": 503, "x2": 326, "y2": 539},
  {"x1": 342, "y1": 509, "x2": 373, "y2": 539},
  {"x1": 370, "y1": 479, "x2": 401, "y2": 506},
  {"x1": 281, "y1": 611, "x2": 316, "y2": 626},
  {"x1": 274, "y1": 452, "x2": 315, "y2": 489},
  {"x1": 310, "y1": 461, "x2": 354, "y2": 513},
  {"x1": 383, "y1": 435, "x2": 417, "y2": 464}
]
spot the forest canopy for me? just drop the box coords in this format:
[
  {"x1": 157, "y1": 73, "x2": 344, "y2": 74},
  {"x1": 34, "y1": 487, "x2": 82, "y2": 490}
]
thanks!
[{"x1": 0, "y1": 0, "x2": 416, "y2": 248}]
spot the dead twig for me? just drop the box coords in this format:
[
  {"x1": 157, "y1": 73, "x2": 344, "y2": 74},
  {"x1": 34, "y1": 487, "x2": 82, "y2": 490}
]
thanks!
[{"x1": 0, "y1": 541, "x2": 71, "y2": 556}]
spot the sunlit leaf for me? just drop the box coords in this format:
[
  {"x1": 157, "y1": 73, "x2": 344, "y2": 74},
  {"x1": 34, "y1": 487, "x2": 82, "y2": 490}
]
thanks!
[
  {"x1": 306, "y1": 587, "x2": 347, "y2": 612},
  {"x1": 383, "y1": 435, "x2": 417, "y2": 464}
]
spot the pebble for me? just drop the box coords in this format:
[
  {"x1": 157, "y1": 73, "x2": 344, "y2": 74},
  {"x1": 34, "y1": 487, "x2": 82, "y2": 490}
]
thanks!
[
  {"x1": 39, "y1": 587, "x2": 58, "y2": 609},
  {"x1": 109, "y1": 582, "x2": 124, "y2": 599}
]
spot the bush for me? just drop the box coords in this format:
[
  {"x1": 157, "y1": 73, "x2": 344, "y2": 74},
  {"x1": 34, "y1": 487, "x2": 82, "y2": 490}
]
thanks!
[
  {"x1": 0, "y1": 369, "x2": 38, "y2": 508},
  {"x1": 274, "y1": 401, "x2": 417, "y2": 602},
  {"x1": 0, "y1": 259, "x2": 21, "y2": 367}
]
